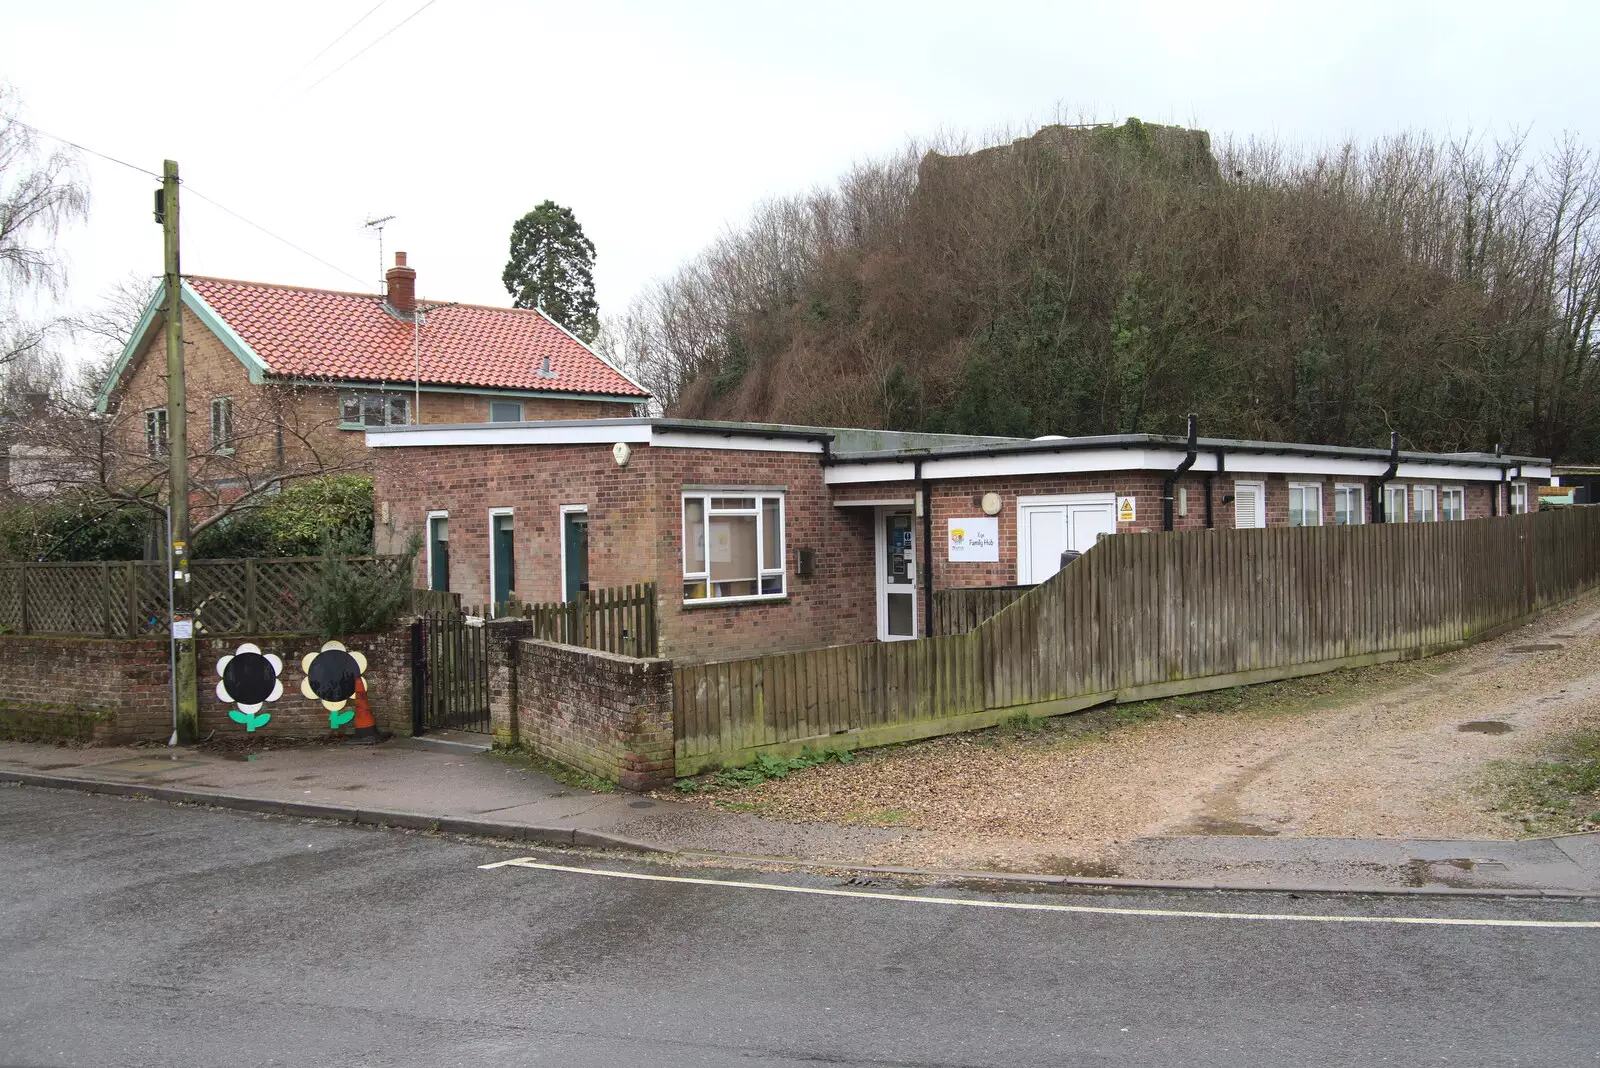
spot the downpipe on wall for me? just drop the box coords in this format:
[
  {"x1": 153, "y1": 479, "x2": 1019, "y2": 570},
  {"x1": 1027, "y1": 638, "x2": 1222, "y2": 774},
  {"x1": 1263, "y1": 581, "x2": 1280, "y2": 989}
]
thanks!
[
  {"x1": 1372, "y1": 431, "x2": 1400, "y2": 522},
  {"x1": 1162, "y1": 414, "x2": 1199, "y2": 532}
]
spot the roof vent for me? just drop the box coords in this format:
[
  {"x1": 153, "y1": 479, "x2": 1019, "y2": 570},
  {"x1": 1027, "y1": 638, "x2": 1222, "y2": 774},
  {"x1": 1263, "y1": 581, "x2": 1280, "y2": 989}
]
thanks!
[{"x1": 538, "y1": 355, "x2": 557, "y2": 379}]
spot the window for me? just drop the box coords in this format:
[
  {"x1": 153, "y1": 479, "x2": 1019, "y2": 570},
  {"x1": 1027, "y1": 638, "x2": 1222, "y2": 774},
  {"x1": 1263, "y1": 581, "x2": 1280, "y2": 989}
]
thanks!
[
  {"x1": 1334, "y1": 484, "x2": 1365, "y2": 526},
  {"x1": 489, "y1": 400, "x2": 524, "y2": 423},
  {"x1": 210, "y1": 397, "x2": 234, "y2": 453},
  {"x1": 1288, "y1": 482, "x2": 1323, "y2": 527},
  {"x1": 1384, "y1": 484, "x2": 1408, "y2": 523},
  {"x1": 427, "y1": 512, "x2": 450, "y2": 591},
  {"x1": 682, "y1": 492, "x2": 785, "y2": 601},
  {"x1": 1412, "y1": 486, "x2": 1438, "y2": 523},
  {"x1": 1232, "y1": 480, "x2": 1265, "y2": 529},
  {"x1": 145, "y1": 408, "x2": 168, "y2": 459},
  {"x1": 340, "y1": 391, "x2": 410, "y2": 429},
  {"x1": 1510, "y1": 482, "x2": 1529, "y2": 514},
  {"x1": 1441, "y1": 487, "x2": 1465, "y2": 521}
]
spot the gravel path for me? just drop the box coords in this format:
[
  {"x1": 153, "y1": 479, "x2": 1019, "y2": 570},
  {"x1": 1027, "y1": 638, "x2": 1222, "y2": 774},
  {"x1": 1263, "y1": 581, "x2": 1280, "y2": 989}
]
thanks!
[{"x1": 664, "y1": 590, "x2": 1600, "y2": 872}]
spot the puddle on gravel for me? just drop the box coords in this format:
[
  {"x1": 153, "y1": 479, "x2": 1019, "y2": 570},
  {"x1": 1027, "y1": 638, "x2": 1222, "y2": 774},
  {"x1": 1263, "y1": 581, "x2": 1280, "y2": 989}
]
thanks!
[
  {"x1": 1174, "y1": 815, "x2": 1280, "y2": 836},
  {"x1": 28, "y1": 763, "x2": 81, "y2": 771},
  {"x1": 1458, "y1": 720, "x2": 1514, "y2": 735},
  {"x1": 1509, "y1": 643, "x2": 1564, "y2": 653}
]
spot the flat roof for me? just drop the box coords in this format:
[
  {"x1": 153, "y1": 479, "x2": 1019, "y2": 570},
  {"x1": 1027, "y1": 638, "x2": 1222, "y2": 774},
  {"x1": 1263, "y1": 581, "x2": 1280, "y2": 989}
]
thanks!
[{"x1": 367, "y1": 417, "x2": 1550, "y2": 469}]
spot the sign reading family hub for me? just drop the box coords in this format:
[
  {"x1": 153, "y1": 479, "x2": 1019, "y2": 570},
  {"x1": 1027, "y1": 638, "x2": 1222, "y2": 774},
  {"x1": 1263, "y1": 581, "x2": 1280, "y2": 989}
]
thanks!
[{"x1": 947, "y1": 517, "x2": 1000, "y2": 562}]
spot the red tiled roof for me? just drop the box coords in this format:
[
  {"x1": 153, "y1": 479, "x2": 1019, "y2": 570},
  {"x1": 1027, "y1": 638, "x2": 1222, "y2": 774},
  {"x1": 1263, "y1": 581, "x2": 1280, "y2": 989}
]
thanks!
[{"x1": 184, "y1": 276, "x2": 647, "y2": 397}]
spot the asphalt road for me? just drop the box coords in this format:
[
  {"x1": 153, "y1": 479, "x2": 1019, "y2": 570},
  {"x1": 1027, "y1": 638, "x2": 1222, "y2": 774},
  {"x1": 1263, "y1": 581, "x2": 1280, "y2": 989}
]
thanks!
[{"x1": 3, "y1": 786, "x2": 1598, "y2": 1068}]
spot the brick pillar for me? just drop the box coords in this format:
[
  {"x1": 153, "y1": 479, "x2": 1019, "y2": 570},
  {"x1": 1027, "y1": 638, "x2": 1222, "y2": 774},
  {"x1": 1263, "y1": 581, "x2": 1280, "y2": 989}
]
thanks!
[
  {"x1": 486, "y1": 618, "x2": 533, "y2": 745},
  {"x1": 617, "y1": 658, "x2": 675, "y2": 792}
]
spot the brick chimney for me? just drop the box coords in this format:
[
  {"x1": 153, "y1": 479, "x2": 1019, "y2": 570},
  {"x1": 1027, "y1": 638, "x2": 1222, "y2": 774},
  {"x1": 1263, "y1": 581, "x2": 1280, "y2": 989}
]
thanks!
[{"x1": 386, "y1": 251, "x2": 416, "y2": 316}]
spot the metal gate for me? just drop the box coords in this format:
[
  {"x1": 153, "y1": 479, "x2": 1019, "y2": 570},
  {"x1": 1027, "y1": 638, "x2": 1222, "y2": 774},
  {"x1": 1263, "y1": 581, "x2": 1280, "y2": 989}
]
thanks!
[{"x1": 411, "y1": 612, "x2": 490, "y2": 734}]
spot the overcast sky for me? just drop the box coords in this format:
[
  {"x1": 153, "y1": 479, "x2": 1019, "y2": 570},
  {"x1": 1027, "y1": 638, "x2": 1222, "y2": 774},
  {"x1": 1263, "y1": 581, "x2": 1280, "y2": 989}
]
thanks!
[{"x1": 4, "y1": 0, "x2": 1598, "y2": 364}]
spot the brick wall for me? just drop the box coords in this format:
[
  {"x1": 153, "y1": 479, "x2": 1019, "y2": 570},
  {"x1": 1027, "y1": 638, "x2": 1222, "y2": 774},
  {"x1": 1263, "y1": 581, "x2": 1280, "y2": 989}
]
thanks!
[
  {"x1": 0, "y1": 629, "x2": 413, "y2": 744},
  {"x1": 373, "y1": 441, "x2": 878, "y2": 664},
  {"x1": 514, "y1": 639, "x2": 674, "y2": 791}
]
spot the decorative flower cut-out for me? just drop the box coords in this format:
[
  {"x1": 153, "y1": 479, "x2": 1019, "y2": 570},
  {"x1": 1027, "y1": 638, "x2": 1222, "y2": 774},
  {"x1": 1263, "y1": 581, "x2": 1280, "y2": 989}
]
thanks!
[
  {"x1": 216, "y1": 643, "x2": 284, "y2": 732},
  {"x1": 301, "y1": 641, "x2": 369, "y2": 730}
]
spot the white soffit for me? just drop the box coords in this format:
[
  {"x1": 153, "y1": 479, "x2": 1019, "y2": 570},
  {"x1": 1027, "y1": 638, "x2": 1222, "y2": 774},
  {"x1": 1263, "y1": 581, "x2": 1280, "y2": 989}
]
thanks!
[
  {"x1": 367, "y1": 424, "x2": 652, "y2": 448},
  {"x1": 826, "y1": 461, "x2": 917, "y2": 484}
]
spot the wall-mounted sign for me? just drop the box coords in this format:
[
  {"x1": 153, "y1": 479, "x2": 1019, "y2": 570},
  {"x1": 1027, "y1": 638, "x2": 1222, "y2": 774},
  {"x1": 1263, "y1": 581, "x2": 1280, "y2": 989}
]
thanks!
[
  {"x1": 1117, "y1": 496, "x2": 1137, "y2": 524},
  {"x1": 948, "y1": 517, "x2": 999, "y2": 561}
]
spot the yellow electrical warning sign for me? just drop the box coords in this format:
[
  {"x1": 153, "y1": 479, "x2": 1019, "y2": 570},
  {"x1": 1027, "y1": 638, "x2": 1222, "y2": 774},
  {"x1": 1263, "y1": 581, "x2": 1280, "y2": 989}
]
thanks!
[{"x1": 1117, "y1": 496, "x2": 1137, "y2": 523}]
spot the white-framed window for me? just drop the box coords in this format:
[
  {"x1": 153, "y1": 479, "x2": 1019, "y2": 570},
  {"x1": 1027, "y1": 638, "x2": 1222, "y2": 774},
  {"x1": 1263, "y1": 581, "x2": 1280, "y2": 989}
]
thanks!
[
  {"x1": 1288, "y1": 482, "x2": 1323, "y2": 527},
  {"x1": 1441, "y1": 486, "x2": 1466, "y2": 521},
  {"x1": 145, "y1": 407, "x2": 168, "y2": 459},
  {"x1": 1334, "y1": 484, "x2": 1365, "y2": 526},
  {"x1": 682, "y1": 492, "x2": 785, "y2": 602},
  {"x1": 1510, "y1": 482, "x2": 1530, "y2": 514},
  {"x1": 1232, "y1": 479, "x2": 1266, "y2": 529},
  {"x1": 426, "y1": 511, "x2": 450, "y2": 592},
  {"x1": 210, "y1": 396, "x2": 234, "y2": 454},
  {"x1": 489, "y1": 400, "x2": 524, "y2": 422},
  {"x1": 339, "y1": 390, "x2": 410, "y2": 429},
  {"x1": 488, "y1": 507, "x2": 515, "y2": 609},
  {"x1": 1412, "y1": 485, "x2": 1438, "y2": 523},
  {"x1": 1384, "y1": 484, "x2": 1408, "y2": 523}
]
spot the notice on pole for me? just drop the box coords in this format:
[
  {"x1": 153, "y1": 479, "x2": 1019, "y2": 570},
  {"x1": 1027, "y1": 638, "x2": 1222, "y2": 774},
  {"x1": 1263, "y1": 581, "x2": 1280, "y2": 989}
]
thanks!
[
  {"x1": 947, "y1": 517, "x2": 999, "y2": 561},
  {"x1": 1117, "y1": 496, "x2": 1137, "y2": 524},
  {"x1": 171, "y1": 618, "x2": 193, "y2": 640}
]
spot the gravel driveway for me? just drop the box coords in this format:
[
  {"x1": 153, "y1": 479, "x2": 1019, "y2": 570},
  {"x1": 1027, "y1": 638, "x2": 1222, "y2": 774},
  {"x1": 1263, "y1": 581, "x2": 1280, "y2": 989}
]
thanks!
[{"x1": 665, "y1": 590, "x2": 1600, "y2": 872}]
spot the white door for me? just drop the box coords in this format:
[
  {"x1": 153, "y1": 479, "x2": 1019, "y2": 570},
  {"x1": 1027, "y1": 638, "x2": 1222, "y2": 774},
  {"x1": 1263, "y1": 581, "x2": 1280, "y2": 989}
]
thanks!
[
  {"x1": 1018, "y1": 494, "x2": 1115, "y2": 584},
  {"x1": 1233, "y1": 480, "x2": 1266, "y2": 529},
  {"x1": 876, "y1": 508, "x2": 917, "y2": 641}
]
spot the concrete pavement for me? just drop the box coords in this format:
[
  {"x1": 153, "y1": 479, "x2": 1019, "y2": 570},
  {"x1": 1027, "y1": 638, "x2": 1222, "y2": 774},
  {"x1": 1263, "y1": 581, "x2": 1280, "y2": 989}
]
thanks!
[
  {"x1": 2, "y1": 737, "x2": 1597, "y2": 895},
  {"x1": 3, "y1": 787, "x2": 1598, "y2": 1067}
]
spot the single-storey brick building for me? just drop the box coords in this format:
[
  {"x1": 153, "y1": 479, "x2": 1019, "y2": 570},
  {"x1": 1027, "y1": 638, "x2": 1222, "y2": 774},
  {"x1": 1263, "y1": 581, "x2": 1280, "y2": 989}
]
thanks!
[{"x1": 367, "y1": 418, "x2": 1551, "y2": 664}]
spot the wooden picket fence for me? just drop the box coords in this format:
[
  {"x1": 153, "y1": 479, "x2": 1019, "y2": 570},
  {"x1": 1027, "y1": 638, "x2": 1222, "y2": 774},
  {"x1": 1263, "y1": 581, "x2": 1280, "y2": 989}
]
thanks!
[
  {"x1": 464, "y1": 583, "x2": 658, "y2": 658},
  {"x1": 0, "y1": 556, "x2": 408, "y2": 637},
  {"x1": 673, "y1": 508, "x2": 1600, "y2": 774}
]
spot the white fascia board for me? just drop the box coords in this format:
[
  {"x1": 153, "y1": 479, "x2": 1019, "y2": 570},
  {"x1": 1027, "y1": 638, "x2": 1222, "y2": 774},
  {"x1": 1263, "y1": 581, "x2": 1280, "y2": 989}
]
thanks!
[
  {"x1": 366, "y1": 423, "x2": 652, "y2": 448},
  {"x1": 825, "y1": 461, "x2": 918, "y2": 485},
  {"x1": 833, "y1": 497, "x2": 916, "y2": 507},
  {"x1": 1223, "y1": 454, "x2": 1387, "y2": 477},
  {"x1": 924, "y1": 448, "x2": 1175, "y2": 480},
  {"x1": 648, "y1": 429, "x2": 824, "y2": 454},
  {"x1": 1518, "y1": 465, "x2": 1553, "y2": 480},
  {"x1": 1393, "y1": 462, "x2": 1514, "y2": 482}
]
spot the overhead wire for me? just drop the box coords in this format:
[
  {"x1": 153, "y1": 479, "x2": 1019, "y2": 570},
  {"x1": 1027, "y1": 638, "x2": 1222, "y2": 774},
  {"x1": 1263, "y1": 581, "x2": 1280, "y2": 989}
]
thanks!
[
  {"x1": 13, "y1": 118, "x2": 373, "y2": 289},
  {"x1": 287, "y1": 0, "x2": 390, "y2": 83},
  {"x1": 303, "y1": 0, "x2": 441, "y2": 92}
]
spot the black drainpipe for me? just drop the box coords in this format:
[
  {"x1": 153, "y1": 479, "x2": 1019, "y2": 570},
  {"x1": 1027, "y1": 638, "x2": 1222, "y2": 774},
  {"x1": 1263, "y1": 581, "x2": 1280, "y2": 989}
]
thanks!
[
  {"x1": 1162, "y1": 414, "x2": 1199, "y2": 532},
  {"x1": 916, "y1": 459, "x2": 934, "y2": 639},
  {"x1": 1372, "y1": 431, "x2": 1399, "y2": 522},
  {"x1": 1204, "y1": 449, "x2": 1224, "y2": 528},
  {"x1": 1490, "y1": 443, "x2": 1503, "y2": 516}
]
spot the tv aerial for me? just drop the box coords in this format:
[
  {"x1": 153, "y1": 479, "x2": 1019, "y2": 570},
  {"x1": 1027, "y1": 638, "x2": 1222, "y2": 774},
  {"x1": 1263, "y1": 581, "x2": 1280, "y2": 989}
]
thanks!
[{"x1": 363, "y1": 214, "x2": 396, "y2": 293}]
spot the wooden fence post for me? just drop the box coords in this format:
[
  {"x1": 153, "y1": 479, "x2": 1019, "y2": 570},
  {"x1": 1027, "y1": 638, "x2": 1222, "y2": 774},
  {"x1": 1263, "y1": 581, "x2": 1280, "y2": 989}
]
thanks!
[{"x1": 101, "y1": 562, "x2": 113, "y2": 637}]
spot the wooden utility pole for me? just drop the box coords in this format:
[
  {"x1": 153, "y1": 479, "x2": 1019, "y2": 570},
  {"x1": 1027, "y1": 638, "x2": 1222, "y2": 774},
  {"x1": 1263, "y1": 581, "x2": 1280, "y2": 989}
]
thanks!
[{"x1": 160, "y1": 158, "x2": 198, "y2": 743}]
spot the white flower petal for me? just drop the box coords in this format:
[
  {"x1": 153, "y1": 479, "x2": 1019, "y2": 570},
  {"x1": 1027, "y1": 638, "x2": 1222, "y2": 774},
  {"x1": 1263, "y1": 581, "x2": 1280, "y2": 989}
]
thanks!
[
  {"x1": 216, "y1": 655, "x2": 233, "y2": 676},
  {"x1": 351, "y1": 650, "x2": 368, "y2": 673},
  {"x1": 265, "y1": 654, "x2": 283, "y2": 674},
  {"x1": 237, "y1": 702, "x2": 262, "y2": 714},
  {"x1": 268, "y1": 679, "x2": 283, "y2": 703},
  {"x1": 216, "y1": 680, "x2": 231, "y2": 702},
  {"x1": 322, "y1": 640, "x2": 346, "y2": 652},
  {"x1": 237, "y1": 642, "x2": 261, "y2": 655}
]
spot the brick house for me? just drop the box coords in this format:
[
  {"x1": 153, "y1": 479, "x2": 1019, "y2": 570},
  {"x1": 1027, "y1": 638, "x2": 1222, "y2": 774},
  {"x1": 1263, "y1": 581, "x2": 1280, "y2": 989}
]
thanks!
[
  {"x1": 368, "y1": 417, "x2": 1551, "y2": 665},
  {"x1": 95, "y1": 253, "x2": 648, "y2": 491}
]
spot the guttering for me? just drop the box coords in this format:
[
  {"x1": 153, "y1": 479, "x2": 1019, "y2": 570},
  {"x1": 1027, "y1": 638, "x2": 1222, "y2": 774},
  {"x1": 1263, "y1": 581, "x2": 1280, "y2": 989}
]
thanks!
[
  {"x1": 1372, "y1": 431, "x2": 1400, "y2": 522},
  {"x1": 1162, "y1": 414, "x2": 1199, "y2": 532}
]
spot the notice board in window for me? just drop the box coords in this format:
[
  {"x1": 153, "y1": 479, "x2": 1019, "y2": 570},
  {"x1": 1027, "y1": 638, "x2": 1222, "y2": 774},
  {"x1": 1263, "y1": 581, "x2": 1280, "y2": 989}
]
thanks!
[{"x1": 947, "y1": 517, "x2": 999, "y2": 561}]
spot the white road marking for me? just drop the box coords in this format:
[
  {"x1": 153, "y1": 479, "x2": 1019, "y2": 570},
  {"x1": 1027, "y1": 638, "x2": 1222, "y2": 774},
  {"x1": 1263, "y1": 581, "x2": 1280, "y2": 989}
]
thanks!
[{"x1": 478, "y1": 858, "x2": 1600, "y2": 929}]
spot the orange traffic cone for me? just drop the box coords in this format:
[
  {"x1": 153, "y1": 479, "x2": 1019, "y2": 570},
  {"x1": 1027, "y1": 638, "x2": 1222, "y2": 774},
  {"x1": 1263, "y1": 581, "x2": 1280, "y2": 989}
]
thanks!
[{"x1": 348, "y1": 676, "x2": 379, "y2": 745}]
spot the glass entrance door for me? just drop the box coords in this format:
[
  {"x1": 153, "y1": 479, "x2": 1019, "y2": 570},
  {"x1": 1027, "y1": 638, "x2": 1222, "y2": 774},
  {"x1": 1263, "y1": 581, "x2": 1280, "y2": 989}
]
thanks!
[{"x1": 877, "y1": 509, "x2": 916, "y2": 641}]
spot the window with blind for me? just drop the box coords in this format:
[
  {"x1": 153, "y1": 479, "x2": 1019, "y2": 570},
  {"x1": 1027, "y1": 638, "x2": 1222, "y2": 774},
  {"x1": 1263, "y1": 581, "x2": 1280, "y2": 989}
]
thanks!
[
  {"x1": 682, "y1": 493, "x2": 785, "y2": 602},
  {"x1": 1233, "y1": 480, "x2": 1265, "y2": 529}
]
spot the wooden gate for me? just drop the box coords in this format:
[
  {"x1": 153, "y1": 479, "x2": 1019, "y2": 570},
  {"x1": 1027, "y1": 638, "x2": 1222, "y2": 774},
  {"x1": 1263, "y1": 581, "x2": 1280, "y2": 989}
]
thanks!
[{"x1": 411, "y1": 612, "x2": 490, "y2": 734}]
